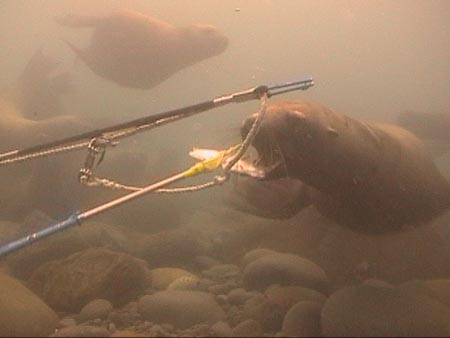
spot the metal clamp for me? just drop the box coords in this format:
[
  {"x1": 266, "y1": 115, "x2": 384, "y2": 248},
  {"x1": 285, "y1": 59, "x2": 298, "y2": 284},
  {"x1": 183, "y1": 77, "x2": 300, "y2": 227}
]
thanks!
[{"x1": 78, "y1": 137, "x2": 118, "y2": 185}]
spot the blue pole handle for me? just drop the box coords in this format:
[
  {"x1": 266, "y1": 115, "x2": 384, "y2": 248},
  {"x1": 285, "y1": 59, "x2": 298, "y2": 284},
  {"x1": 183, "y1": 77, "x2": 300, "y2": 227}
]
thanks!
[{"x1": 0, "y1": 212, "x2": 82, "y2": 258}]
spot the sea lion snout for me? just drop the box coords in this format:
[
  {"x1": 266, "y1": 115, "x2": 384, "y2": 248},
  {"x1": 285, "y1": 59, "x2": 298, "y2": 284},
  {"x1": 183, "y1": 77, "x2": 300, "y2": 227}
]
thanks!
[
  {"x1": 182, "y1": 24, "x2": 229, "y2": 57},
  {"x1": 240, "y1": 108, "x2": 311, "y2": 180}
]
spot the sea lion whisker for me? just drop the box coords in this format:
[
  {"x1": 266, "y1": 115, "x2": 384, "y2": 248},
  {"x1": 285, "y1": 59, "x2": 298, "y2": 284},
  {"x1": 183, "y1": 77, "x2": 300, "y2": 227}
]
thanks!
[{"x1": 270, "y1": 133, "x2": 289, "y2": 178}]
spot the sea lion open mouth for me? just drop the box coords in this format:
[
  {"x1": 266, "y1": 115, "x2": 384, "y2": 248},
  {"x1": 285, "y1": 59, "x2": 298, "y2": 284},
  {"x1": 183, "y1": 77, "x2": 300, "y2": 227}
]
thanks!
[{"x1": 238, "y1": 114, "x2": 287, "y2": 180}]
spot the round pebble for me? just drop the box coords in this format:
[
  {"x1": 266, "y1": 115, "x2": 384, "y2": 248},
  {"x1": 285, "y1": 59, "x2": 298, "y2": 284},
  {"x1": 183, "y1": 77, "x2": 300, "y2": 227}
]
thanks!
[
  {"x1": 202, "y1": 264, "x2": 241, "y2": 282},
  {"x1": 137, "y1": 291, "x2": 225, "y2": 329},
  {"x1": 78, "y1": 299, "x2": 113, "y2": 323},
  {"x1": 227, "y1": 288, "x2": 254, "y2": 305}
]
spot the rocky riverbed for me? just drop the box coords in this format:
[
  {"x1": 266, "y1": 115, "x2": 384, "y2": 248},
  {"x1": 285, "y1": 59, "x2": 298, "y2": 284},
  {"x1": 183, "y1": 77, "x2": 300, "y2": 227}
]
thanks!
[{"x1": 1, "y1": 206, "x2": 450, "y2": 337}]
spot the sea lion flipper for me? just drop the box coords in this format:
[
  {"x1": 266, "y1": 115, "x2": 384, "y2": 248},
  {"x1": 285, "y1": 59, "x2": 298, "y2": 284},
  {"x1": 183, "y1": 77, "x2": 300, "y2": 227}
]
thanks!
[
  {"x1": 61, "y1": 39, "x2": 89, "y2": 66},
  {"x1": 226, "y1": 177, "x2": 312, "y2": 219}
]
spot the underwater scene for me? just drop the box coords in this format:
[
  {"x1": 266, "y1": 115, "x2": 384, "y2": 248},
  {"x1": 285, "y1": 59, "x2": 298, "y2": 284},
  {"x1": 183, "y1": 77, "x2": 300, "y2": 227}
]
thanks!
[{"x1": 0, "y1": 0, "x2": 450, "y2": 336}]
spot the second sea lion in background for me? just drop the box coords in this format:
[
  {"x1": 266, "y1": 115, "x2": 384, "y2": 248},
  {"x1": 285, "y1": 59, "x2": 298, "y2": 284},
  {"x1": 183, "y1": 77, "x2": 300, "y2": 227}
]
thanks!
[
  {"x1": 55, "y1": 9, "x2": 229, "y2": 89},
  {"x1": 14, "y1": 49, "x2": 72, "y2": 120}
]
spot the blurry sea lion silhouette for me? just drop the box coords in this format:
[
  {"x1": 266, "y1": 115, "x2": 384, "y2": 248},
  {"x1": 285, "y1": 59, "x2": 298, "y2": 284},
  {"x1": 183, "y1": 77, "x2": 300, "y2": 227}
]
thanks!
[
  {"x1": 7, "y1": 48, "x2": 73, "y2": 120},
  {"x1": 230, "y1": 101, "x2": 450, "y2": 234},
  {"x1": 55, "y1": 9, "x2": 229, "y2": 89}
]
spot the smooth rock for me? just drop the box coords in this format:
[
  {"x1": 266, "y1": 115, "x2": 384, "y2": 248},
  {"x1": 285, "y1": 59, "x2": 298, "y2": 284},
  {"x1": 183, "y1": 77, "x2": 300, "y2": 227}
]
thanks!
[
  {"x1": 51, "y1": 325, "x2": 110, "y2": 337},
  {"x1": 194, "y1": 255, "x2": 221, "y2": 270},
  {"x1": 281, "y1": 301, "x2": 322, "y2": 337},
  {"x1": 231, "y1": 319, "x2": 264, "y2": 337},
  {"x1": 58, "y1": 318, "x2": 77, "y2": 329},
  {"x1": 321, "y1": 285, "x2": 450, "y2": 337},
  {"x1": 242, "y1": 294, "x2": 284, "y2": 332},
  {"x1": 148, "y1": 267, "x2": 197, "y2": 290},
  {"x1": 243, "y1": 253, "x2": 329, "y2": 291},
  {"x1": 361, "y1": 278, "x2": 394, "y2": 288},
  {"x1": 28, "y1": 248, "x2": 148, "y2": 312},
  {"x1": 264, "y1": 285, "x2": 327, "y2": 313},
  {"x1": 138, "y1": 290, "x2": 225, "y2": 329},
  {"x1": 111, "y1": 330, "x2": 145, "y2": 337},
  {"x1": 241, "y1": 248, "x2": 278, "y2": 267},
  {"x1": 167, "y1": 275, "x2": 200, "y2": 291},
  {"x1": 400, "y1": 279, "x2": 450, "y2": 308},
  {"x1": 197, "y1": 278, "x2": 215, "y2": 291},
  {"x1": 208, "y1": 282, "x2": 237, "y2": 295},
  {"x1": 108, "y1": 302, "x2": 141, "y2": 328},
  {"x1": 227, "y1": 288, "x2": 254, "y2": 305},
  {"x1": 210, "y1": 321, "x2": 233, "y2": 337},
  {"x1": 78, "y1": 299, "x2": 113, "y2": 323},
  {"x1": 0, "y1": 271, "x2": 58, "y2": 337},
  {"x1": 202, "y1": 264, "x2": 241, "y2": 282},
  {"x1": 179, "y1": 323, "x2": 211, "y2": 337}
]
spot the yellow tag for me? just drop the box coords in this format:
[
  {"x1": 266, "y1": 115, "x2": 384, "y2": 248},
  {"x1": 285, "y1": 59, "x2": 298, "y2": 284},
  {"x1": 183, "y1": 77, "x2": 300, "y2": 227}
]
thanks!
[{"x1": 183, "y1": 144, "x2": 241, "y2": 178}]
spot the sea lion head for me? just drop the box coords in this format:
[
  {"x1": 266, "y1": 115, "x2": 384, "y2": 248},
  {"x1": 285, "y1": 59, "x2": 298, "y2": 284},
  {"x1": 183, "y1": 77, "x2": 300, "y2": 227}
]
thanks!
[
  {"x1": 241, "y1": 101, "x2": 342, "y2": 185},
  {"x1": 179, "y1": 24, "x2": 228, "y2": 61}
]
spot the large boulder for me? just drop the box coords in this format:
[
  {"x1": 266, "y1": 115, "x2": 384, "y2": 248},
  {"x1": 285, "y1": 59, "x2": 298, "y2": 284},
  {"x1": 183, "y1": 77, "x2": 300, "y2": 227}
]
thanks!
[
  {"x1": 0, "y1": 271, "x2": 58, "y2": 337},
  {"x1": 7, "y1": 221, "x2": 139, "y2": 280},
  {"x1": 321, "y1": 284, "x2": 450, "y2": 337},
  {"x1": 28, "y1": 247, "x2": 149, "y2": 312},
  {"x1": 137, "y1": 290, "x2": 225, "y2": 329}
]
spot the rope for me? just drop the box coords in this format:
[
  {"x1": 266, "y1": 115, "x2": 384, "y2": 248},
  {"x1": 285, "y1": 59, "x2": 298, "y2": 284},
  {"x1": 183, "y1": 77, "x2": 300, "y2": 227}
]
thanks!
[
  {"x1": 0, "y1": 115, "x2": 183, "y2": 166},
  {"x1": 80, "y1": 93, "x2": 268, "y2": 194},
  {"x1": 0, "y1": 141, "x2": 90, "y2": 165}
]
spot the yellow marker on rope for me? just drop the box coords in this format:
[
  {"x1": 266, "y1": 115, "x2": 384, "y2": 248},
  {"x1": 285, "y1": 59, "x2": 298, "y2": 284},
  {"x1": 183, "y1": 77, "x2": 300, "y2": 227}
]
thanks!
[{"x1": 183, "y1": 144, "x2": 241, "y2": 178}]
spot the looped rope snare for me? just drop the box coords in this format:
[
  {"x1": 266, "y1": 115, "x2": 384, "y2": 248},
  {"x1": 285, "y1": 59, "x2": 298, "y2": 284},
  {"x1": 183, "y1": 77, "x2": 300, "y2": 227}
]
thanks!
[{"x1": 79, "y1": 93, "x2": 268, "y2": 194}]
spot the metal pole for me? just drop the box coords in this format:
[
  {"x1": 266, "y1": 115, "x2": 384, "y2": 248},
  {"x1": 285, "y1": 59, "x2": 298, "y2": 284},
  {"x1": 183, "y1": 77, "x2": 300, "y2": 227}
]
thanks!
[{"x1": 0, "y1": 170, "x2": 189, "y2": 258}]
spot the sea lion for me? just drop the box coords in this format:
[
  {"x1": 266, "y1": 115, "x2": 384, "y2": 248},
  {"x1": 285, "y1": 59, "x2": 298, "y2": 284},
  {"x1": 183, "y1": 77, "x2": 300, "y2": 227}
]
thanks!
[
  {"x1": 233, "y1": 101, "x2": 450, "y2": 234},
  {"x1": 14, "y1": 49, "x2": 72, "y2": 120},
  {"x1": 1, "y1": 49, "x2": 72, "y2": 121},
  {"x1": 55, "y1": 9, "x2": 229, "y2": 89}
]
